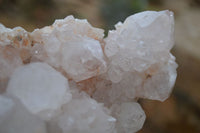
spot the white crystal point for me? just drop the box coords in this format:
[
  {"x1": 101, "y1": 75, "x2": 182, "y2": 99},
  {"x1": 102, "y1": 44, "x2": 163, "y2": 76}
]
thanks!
[
  {"x1": 102, "y1": 10, "x2": 177, "y2": 101},
  {"x1": 56, "y1": 92, "x2": 116, "y2": 133},
  {"x1": 105, "y1": 10, "x2": 174, "y2": 82},
  {"x1": 61, "y1": 37, "x2": 107, "y2": 82},
  {"x1": 31, "y1": 15, "x2": 107, "y2": 82},
  {"x1": 6, "y1": 62, "x2": 72, "y2": 120},
  {"x1": 111, "y1": 102, "x2": 146, "y2": 133},
  {"x1": 0, "y1": 95, "x2": 46, "y2": 133}
]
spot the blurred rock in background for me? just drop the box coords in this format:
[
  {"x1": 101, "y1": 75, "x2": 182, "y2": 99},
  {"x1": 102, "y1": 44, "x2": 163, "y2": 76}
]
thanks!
[{"x1": 0, "y1": 0, "x2": 200, "y2": 133}]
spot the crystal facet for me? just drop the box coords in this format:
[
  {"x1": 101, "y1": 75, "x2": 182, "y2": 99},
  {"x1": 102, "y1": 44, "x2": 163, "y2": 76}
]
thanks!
[{"x1": 0, "y1": 10, "x2": 177, "y2": 133}]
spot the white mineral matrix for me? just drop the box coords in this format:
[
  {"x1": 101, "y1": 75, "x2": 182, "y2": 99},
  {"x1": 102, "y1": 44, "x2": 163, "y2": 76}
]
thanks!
[{"x1": 0, "y1": 10, "x2": 177, "y2": 133}]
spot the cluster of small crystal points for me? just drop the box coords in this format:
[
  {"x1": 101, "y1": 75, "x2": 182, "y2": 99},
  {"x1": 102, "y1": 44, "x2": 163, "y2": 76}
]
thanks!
[{"x1": 0, "y1": 10, "x2": 177, "y2": 133}]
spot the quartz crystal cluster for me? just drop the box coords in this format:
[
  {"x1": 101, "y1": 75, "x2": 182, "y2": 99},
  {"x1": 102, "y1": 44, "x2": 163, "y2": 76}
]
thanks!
[{"x1": 0, "y1": 10, "x2": 177, "y2": 133}]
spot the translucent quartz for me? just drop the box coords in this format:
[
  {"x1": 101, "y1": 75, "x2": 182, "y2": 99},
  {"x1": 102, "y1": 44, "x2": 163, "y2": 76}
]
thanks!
[
  {"x1": 0, "y1": 95, "x2": 46, "y2": 133},
  {"x1": 7, "y1": 62, "x2": 72, "y2": 120},
  {"x1": 0, "y1": 10, "x2": 177, "y2": 133},
  {"x1": 31, "y1": 16, "x2": 107, "y2": 82},
  {"x1": 111, "y1": 102, "x2": 146, "y2": 133},
  {"x1": 55, "y1": 91, "x2": 116, "y2": 133}
]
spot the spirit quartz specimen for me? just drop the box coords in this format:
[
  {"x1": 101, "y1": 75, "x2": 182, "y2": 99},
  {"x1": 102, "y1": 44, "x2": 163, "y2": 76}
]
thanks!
[{"x1": 0, "y1": 10, "x2": 177, "y2": 133}]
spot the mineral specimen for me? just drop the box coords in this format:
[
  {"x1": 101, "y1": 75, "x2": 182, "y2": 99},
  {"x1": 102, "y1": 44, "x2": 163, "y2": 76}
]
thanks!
[{"x1": 0, "y1": 10, "x2": 177, "y2": 133}]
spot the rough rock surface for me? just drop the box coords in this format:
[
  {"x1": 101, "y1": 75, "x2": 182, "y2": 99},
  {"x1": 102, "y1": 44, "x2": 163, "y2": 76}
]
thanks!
[{"x1": 0, "y1": 10, "x2": 177, "y2": 133}]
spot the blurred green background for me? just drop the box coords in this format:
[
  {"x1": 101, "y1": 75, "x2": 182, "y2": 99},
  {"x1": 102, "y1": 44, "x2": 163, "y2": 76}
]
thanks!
[{"x1": 0, "y1": 0, "x2": 200, "y2": 133}]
